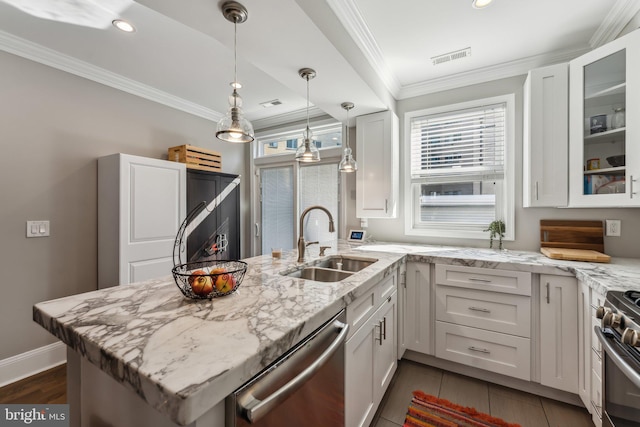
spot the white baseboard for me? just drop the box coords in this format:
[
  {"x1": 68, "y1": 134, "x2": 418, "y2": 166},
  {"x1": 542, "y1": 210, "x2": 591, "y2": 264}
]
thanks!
[{"x1": 0, "y1": 342, "x2": 66, "y2": 387}]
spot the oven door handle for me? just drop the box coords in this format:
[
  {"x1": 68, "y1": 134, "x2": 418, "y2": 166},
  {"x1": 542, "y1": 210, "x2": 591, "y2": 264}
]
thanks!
[
  {"x1": 239, "y1": 318, "x2": 349, "y2": 423},
  {"x1": 595, "y1": 326, "x2": 640, "y2": 389}
]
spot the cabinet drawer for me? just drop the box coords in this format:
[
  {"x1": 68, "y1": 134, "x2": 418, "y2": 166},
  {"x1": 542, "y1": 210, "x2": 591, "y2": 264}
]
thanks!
[
  {"x1": 347, "y1": 285, "x2": 377, "y2": 340},
  {"x1": 435, "y1": 286, "x2": 531, "y2": 338},
  {"x1": 591, "y1": 317, "x2": 602, "y2": 354},
  {"x1": 435, "y1": 321, "x2": 531, "y2": 381},
  {"x1": 377, "y1": 272, "x2": 396, "y2": 302},
  {"x1": 435, "y1": 265, "x2": 531, "y2": 296}
]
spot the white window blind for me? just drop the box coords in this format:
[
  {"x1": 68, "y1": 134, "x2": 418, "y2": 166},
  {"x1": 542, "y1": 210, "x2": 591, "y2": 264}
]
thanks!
[{"x1": 410, "y1": 103, "x2": 506, "y2": 179}]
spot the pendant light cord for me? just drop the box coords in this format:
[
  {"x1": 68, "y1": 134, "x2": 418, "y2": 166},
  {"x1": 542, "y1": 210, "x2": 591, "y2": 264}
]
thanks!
[
  {"x1": 345, "y1": 108, "x2": 350, "y2": 149},
  {"x1": 306, "y1": 75, "x2": 310, "y2": 137}
]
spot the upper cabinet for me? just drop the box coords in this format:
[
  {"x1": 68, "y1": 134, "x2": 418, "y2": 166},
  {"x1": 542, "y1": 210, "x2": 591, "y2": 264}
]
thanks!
[
  {"x1": 356, "y1": 110, "x2": 399, "y2": 218},
  {"x1": 569, "y1": 29, "x2": 640, "y2": 207},
  {"x1": 523, "y1": 63, "x2": 569, "y2": 207}
]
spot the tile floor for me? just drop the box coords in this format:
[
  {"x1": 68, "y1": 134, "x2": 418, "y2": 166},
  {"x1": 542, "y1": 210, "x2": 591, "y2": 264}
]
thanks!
[{"x1": 370, "y1": 359, "x2": 594, "y2": 427}]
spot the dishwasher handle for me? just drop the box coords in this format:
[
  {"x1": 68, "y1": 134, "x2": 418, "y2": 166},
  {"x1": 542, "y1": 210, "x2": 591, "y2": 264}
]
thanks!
[{"x1": 240, "y1": 318, "x2": 349, "y2": 423}]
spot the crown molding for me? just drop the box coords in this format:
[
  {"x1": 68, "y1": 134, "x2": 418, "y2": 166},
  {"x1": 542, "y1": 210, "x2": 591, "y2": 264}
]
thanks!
[
  {"x1": 590, "y1": 0, "x2": 640, "y2": 47},
  {"x1": 0, "y1": 30, "x2": 224, "y2": 122},
  {"x1": 397, "y1": 46, "x2": 590, "y2": 100},
  {"x1": 326, "y1": 0, "x2": 401, "y2": 97}
]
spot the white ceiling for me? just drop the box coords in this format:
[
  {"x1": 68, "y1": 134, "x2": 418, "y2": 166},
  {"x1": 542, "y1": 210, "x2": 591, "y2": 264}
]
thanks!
[{"x1": 0, "y1": 0, "x2": 638, "y2": 130}]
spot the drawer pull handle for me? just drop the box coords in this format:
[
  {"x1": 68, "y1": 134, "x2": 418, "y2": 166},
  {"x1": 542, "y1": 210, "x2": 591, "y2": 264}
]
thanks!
[
  {"x1": 468, "y1": 278, "x2": 492, "y2": 283},
  {"x1": 468, "y1": 306, "x2": 491, "y2": 313},
  {"x1": 382, "y1": 317, "x2": 387, "y2": 341},
  {"x1": 468, "y1": 346, "x2": 490, "y2": 354},
  {"x1": 546, "y1": 283, "x2": 550, "y2": 304},
  {"x1": 592, "y1": 347, "x2": 602, "y2": 360}
]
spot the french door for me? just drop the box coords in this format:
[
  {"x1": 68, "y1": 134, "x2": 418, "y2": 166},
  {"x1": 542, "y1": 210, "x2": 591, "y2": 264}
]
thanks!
[{"x1": 255, "y1": 161, "x2": 340, "y2": 256}]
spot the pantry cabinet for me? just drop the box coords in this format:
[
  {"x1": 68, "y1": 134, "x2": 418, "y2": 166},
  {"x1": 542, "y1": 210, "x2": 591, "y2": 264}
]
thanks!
[
  {"x1": 355, "y1": 110, "x2": 399, "y2": 218},
  {"x1": 523, "y1": 63, "x2": 569, "y2": 207},
  {"x1": 98, "y1": 153, "x2": 186, "y2": 287},
  {"x1": 539, "y1": 275, "x2": 578, "y2": 393},
  {"x1": 345, "y1": 272, "x2": 397, "y2": 427},
  {"x1": 569, "y1": 29, "x2": 640, "y2": 207}
]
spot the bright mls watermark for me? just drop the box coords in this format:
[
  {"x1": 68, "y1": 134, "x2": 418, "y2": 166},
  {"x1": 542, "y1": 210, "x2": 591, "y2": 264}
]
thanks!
[{"x1": 1, "y1": 405, "x2": 68, "y2": 426}]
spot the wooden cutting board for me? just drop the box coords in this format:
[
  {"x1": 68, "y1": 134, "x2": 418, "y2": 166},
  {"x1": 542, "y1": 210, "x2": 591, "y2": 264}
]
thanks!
[
  {"x1": 540, "y1": 247, "x2": 610, "y2": 263},
  {"x1": 540, "y1": 220, "x2": 604, "y2": 252}
]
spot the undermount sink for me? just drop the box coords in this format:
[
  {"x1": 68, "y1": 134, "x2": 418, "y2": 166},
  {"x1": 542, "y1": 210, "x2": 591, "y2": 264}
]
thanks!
[
  {"x1": 285, "y1": 267, "x2": 354, "y2": 282},
  {"x1": 313, "y1": 255, "x2": 378, "y2": 272},
  {"x1": 280, "y1": 255, "x2": 379, "y2": 282}
]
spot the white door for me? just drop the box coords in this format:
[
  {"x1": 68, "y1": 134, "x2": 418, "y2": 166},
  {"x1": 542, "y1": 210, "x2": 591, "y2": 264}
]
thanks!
[
  {"x1": 98, "y1": 154, "x2": 187, "y2": 288},
  {"x1": 120, "y1": 155, "x2": 186, "y2": 284}
]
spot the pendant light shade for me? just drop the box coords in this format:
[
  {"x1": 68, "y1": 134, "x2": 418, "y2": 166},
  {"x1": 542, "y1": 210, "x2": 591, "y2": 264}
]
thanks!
[
  {"x1": 295, "y1": 68, "x2": 320, "y2": 162},
  {"x1": 339, "y1": 102, "x2": 357, "y2": 173},
  {"x1": 216, "y1": 2, "x2": 254, "y2": 143}
]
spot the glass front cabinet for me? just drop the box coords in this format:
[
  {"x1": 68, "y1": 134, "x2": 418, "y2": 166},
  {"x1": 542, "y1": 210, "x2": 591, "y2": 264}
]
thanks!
[{"x1": 569, "y1": 29, "x2": 640, "y2": 207}]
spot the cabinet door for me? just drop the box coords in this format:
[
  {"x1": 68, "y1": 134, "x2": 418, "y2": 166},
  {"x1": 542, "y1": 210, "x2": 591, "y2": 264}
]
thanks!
[
  {"x1": 98, "y1": 153, "x2": 186, "y2": 287},
  {"x1": 374, "y1": 291, "x2": 397, "y2": 404},
  {"x1": 186, "y1": 171, "x2": 241, "y2": 261},
  {"x1": 356, "y1": 110, "x2": 399, "y2": 218},
  {"x1": 539, "y1": 275, "x2": 578, "y2": 393},
  {"x1": 578, "y1": 281, "x2": 592, "y2": 411},
  {"x1": 345, "y1": 318, "x2": 377, "y2": 427},
  {"x1": 523, "y1": 63, "x2": 568, "y2": 207},
  {"x1": 404, "y1": 262, "x2": 432, "y2": 355},
  {"x1": 569, "y1": 29, "x2": 640, "y2": 207}
]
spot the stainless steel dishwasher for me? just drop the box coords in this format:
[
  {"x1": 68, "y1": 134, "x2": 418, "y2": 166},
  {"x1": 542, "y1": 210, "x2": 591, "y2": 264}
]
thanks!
[{"x1": 227, "y1": 309, "x2": 348, "y2": 426}]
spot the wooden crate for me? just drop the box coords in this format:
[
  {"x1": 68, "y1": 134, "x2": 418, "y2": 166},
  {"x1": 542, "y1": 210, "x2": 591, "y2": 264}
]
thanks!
[{"x1": 168, "y1": 144, "x2": 222, "y2": 172}]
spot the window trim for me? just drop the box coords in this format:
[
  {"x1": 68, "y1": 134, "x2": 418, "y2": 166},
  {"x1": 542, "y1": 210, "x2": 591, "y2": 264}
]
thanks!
[{"x1": 403, "y1": 94, "x2": 515, "y2": 241}]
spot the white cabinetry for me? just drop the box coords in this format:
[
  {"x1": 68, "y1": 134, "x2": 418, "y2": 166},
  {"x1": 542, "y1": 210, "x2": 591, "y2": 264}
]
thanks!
[
  {"x1": 402, "y1": 262, "x2": 432, "y2": 355},
  {"x1": 539, "y1": 275, "x2": 578, "y2": 393},
  {"x1": 578, "y1": 281, "x2": 592, "y2": 410},
  {"x1": 434, "y1": 265, "x2": 532, "y2": 381},
  {"x1": 345, "y1": 271, "x2": 398, "y2": 427},
  {"x1": 98, "y1": 153, "x2": 186, "y2": 287},
  {"x1": 590, "y1": 289, "x2": 605, "y2": 427},
  {"x1": 523, "y1": 63, "x2": 569, "y2": 207},
  {"x1": 569, "y1": 29, "x2": 640, "y2": 207},
  {"x1": 355, "y1": 110, "x2": 399, "y2": 218}
]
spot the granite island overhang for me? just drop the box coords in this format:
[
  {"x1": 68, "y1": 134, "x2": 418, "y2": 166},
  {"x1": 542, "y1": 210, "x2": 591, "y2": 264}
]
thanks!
[{"x1": 32, "y1": 248, "x2": 405, "y2": 426}]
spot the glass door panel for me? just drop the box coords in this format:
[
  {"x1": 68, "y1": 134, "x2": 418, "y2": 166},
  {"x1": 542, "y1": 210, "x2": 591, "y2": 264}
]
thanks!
[{"x1": 260, "y1": 166, "x2": 294, "y2": 255}]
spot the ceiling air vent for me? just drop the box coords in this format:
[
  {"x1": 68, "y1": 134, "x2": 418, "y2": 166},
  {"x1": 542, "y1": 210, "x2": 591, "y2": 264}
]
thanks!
[
  {"x1": 431, "y1": 47, "x2": 471, "y2": 66},
  {"x1": 260, "y1": 99, "x2": 282, "y2": 108}
]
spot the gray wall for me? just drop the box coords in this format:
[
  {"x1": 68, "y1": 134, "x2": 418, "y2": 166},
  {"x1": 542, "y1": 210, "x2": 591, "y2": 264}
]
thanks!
[
  {"x1": 0, "y1": 51, "x2": 249, "y2": 360},
  {"x1": 355, "y1": 75, "x2": 640, "y2": 258}
]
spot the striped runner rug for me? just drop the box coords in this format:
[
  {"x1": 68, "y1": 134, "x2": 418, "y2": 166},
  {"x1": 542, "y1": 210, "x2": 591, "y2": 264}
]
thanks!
[{"x1": 404, "y1": 390, "x2": 521, "y2": 427}]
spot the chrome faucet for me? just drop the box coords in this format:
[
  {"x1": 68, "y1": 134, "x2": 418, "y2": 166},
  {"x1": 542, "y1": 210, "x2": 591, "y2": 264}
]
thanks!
[{"x1": 297, "y1": 205, "x2": 335, "y2": 263}]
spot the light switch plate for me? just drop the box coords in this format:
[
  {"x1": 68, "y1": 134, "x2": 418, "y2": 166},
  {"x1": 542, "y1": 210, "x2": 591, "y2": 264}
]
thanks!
[{"x1": 27, "y1": 220, "x2": 50, "y2": 237}]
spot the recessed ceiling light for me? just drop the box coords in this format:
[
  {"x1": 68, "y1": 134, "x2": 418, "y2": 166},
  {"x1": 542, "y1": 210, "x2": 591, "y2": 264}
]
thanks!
[
  {"x1": 472, "y1": 0, "x2": 493, "y2": 9},
  {"x1": 112, "y1": 19, "x2": 135, "y2": 33}
]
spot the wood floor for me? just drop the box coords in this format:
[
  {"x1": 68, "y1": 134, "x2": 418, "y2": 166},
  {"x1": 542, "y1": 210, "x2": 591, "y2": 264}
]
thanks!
[
  {"x1": 370, "y1": 359, "x2": 594, "y2": 427},
  {"x1": 0, "y1": 361, "x2": 593, "y2": 427},
  {"x1": 0, "y1": 364, "x2": 66, "y2": 404}
]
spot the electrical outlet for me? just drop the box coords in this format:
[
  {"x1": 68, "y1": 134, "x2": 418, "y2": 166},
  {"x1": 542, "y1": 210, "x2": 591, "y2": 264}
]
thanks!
[{"x1": 606, "y1": 219, "x2": 621, "y2": 237}]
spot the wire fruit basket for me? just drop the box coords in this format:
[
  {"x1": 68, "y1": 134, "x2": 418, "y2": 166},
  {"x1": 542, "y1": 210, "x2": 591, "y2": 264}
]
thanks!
[{"x1": 172, "y1": 201, "x2": 247, "y2": 299}]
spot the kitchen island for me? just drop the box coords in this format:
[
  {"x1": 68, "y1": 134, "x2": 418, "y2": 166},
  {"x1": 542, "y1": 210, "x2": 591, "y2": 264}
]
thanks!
[{"x1": 33, "y1": 243, "x2": 640, "y2": 426}]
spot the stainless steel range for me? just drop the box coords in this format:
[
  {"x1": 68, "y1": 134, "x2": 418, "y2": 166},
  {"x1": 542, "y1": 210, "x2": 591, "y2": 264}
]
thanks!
[{"x1": 595, "y1": 290, "x2": 640, "y2": 427}]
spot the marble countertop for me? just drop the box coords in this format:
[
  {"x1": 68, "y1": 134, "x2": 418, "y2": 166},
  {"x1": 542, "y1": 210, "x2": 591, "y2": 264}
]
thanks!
[{"x1": 32, "y1": 242, "x2": 640, "y2": 425}]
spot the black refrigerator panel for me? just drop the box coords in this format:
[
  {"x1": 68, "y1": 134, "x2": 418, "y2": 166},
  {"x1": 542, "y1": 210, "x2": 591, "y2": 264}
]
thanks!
[{"x1": 186, "y1": 170, "x2": 240, "y2": 262}]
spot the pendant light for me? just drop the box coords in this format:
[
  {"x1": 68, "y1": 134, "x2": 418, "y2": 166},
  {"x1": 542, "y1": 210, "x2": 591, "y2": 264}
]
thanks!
[
  {"x1": 339, "y1": 102, "x2": 358, "y2": 173},
  {"x1": 216, "y1": 1, "x2": 254, "y2": 143},
  {"x1": 295, "y1": 68, "x2": 320, "y2": 162}
]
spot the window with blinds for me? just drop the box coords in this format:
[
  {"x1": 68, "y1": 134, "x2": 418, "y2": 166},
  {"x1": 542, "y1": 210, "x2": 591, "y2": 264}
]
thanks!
[{"x1": 405, "y1": 96, "x2": 513, "y2": 238}]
